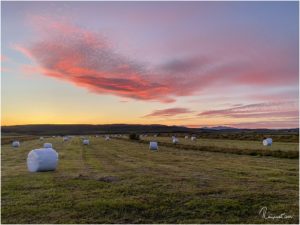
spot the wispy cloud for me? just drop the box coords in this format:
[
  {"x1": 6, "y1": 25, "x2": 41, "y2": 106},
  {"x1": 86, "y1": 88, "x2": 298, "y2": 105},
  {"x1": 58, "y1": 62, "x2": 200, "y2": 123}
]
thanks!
[
  {"x1": 199, "y1": 101, "x2": 298, "y2": 119},
  {"x1": 144, "y1": 107, "x2": 193, "y2": 117},
  {"x1": 225, "y1": 119, "x2": 299, "y2": 129},
  {"x1": 0, "y1": 54, "x2": 8, "y2": 62}
]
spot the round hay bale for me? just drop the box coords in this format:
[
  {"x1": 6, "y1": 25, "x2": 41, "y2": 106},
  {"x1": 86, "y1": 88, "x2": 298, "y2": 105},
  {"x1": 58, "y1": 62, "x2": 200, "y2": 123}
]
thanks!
[
  {"x1": 263, "y1": 138, "x2": 272, "y2": 146},
  {"x1": 27, "y1": 148, "x2": 58, "y2": 172},
  {"x1": 43, "y1": 143, "x2": 53, "y2": 148},
  {"x1": 63, "y1": 136, "x2": 69, "y2": 142},
  {"x1": 185, "y1": 136, "x2": 189, "y2": 139},
  {"x1": 172, "y1": 138, "x2": 179, "y2": 144},
  {"x1": 83, "y1": 139, "x2": 90, "y2": 145},
  {"x1": 149, "y1": 141, "x2": 158, "y2": 151},
  {"x1": 39, "y1": 137, "x2": 44, "y2": 141},
  {"x1": 191, "y1": 136, "x2": 196, "y2": 141},
  {"x1": 12, "y1": 141, "x2": 20, "y2": 148}
]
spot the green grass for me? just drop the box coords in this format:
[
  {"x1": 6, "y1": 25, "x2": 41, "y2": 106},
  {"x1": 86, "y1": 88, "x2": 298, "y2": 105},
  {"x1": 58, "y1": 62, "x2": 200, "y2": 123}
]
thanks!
[
  {"x1": 180, "y1": 132, "x2": 299, "y2": 143},
  {"x1": 140, "y1": 136, "x2": 299, "y2": 152},
  {"x1": 1, "y1": 135, "x2": 38, "y2": 145},
  {"x1": 131, "y1": 136, "x2": 299, "y2": 159},
  {"x1": 1, "y1": 136, "x2": 299, "y2": 223}
]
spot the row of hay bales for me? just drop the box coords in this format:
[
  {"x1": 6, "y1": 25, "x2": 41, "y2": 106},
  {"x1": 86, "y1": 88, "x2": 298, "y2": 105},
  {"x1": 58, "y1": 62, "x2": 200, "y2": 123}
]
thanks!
[
  {"x1": 11, "y1": 136, "x2": 75, "y2": 173},
  {"x1": 147, "y1": 136, "x2": 273, "y2": 149},
  {"x1": 11, "y1": 140, "x2": 59, "y2": 173},
  {"x1": 141, "y1": 134, "x2": 198, "y2": 138},
  {"x1": 25, "y1": 135, "x2": 120, "y2": 171},
  {"x1": 143, "y1": 134, "x2": 274, "y2": 146},
  {"x1": 11, "y1": 135, "x2": 91, "y2": 173},
  {"x1": 149, "y1": 136, "x2": 190, "y2": 151},
  {"x1": 160, "y1": 135, "x2": 273, "y2": 146},
  {"x1": 10, "y1": 135, "x2": 275, "y2": 173},
  {"x1": 37, "y1": 134, "x2": 122, "y2": 142}
]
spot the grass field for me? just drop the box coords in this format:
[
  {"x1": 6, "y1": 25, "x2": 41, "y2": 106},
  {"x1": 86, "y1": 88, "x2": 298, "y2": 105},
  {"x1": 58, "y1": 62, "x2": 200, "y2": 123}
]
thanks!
[
  {"x1": 1, "y1": 136, "x2": 299, "y2": 223},
  {"x1": 1, "y1": 135, "x2": 37, "y2": 145},
  {"x1": 140, "y1": 136, "x2": 299, "y2": 152}
]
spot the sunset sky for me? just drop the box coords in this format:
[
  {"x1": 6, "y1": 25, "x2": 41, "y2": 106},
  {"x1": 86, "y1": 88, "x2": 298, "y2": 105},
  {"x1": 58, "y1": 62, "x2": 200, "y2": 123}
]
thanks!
[{"x1": 1, "y1": 1, "x2": 299, "y2": 128}]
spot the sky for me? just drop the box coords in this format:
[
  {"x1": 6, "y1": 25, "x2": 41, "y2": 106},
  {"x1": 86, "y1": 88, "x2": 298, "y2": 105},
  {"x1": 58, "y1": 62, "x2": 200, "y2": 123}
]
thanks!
[{"x1": 1, "y1": 1, "x2": 299, "y2": 128}]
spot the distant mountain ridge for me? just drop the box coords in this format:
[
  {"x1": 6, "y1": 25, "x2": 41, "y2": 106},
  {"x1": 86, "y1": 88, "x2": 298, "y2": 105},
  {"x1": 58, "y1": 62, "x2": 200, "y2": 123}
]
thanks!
[{"x1": 202, "y1": 126, "x2": 239, "y2": 130}]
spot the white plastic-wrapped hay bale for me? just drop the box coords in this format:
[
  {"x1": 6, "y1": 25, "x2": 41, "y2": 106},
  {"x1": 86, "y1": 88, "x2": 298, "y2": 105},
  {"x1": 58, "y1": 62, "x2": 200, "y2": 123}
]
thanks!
[
  {"x1": 63, "y1": 136, "x2": 69, "y2": 142},
  {"x1": 83, "y1": 139, "x2": 90, "y2": 145},
  {"x1": 43, "y1": 143, "x2": 53, "y2": 148},
  {"x1": 149, "y1": 141, "x2": 158, "y2": 151},
  {"x1": 172, "y1": 138, "x2": 179, "y2": 144},
  {"x1": 12, "y1": 141, "x2": 20, "y2": 148},
  {"x1": 263, "y1": 138, "x2": 273, "y2": 146},
  {"x1": 191, "y1": 136, "x2": 196, "y2": 141},
  {"x1": 185, "y1": 136, "x2": 189, "y2": 139},
  {"x1": 27, "y1": 148, "x2": 58, "y2": 172}
]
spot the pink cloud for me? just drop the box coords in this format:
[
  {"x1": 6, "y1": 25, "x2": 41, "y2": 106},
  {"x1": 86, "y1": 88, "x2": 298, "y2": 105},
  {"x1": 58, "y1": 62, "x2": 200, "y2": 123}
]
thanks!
[
  {"x1": 15, "y1": 19, "x2": 183, "y2": 102},
  {"x1": 14, "y1": 19, "x2": 224, "y2": 102},
  {"x1": 144, "y1": 107, "x2": 193, "y2": 117},
  {"x1": 225, "y1": 119, "x2": 299, "y2": 129},
  {"x1": 12, "y1": 45, "x2": 34, "y2": 60},
  {"x1": 0, "y1": 55, "x2": 8, "y2": 62},
  {"x1": 246, "y1": 90, "x2": 299, "y2": 102},
  {"x1": 13, "y1": 17, "x2": 298, "y2": 104},
  {"x1": 199, "y1": 101, "x2": 298, "y2": 119}
]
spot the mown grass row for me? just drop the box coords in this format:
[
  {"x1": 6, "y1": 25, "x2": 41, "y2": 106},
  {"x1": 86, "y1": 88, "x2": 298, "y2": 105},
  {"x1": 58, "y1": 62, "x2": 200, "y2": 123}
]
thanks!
[
  {"x1": 1, "y1": 135, "x2": 38, "y2": 145},
  {"x1": 2, "y1": 137, "x2": 299, "y2": 223},
  {"x1": 168, "y1": 132, "x2": 299, "y2": 143},
  {"x1": 119, "y1": 138, "x2": 299, "y2": 159}
]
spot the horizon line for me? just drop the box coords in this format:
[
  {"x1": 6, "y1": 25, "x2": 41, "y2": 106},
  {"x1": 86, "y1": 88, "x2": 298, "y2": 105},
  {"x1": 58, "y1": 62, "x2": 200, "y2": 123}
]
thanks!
[{"x1": 1, "y1": 123, "x2": 299, "y2": 130}]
